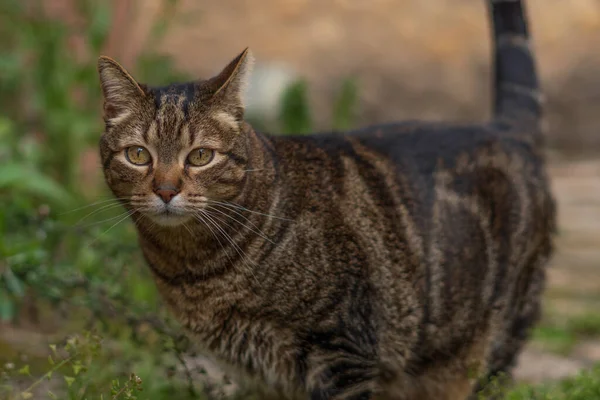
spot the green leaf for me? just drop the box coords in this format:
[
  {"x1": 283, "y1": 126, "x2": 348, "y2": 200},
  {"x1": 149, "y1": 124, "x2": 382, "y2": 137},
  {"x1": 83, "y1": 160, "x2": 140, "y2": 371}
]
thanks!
[
  {"x1": 332, "y1": 78, "x2": 358, "y2": 131},
  {"x1": 87, "y1": 2, "x2": 111, "y2": 53},
  {"x1": 278, "y1": 79, "x2": 313, "y2": 135},
  {"x1": 18, "y1": 365, "x2": 30, "y2": 376},
  {"x1": 0, "y1": 290, "x2": 15, "y2": 321},
  {"x1": 64, "y1": 376, "x2": 75, "y2": 388},
  {"x1": 0, "y1": 163, "x2": 72, "y2": 205},
  {"x1": 20, "y1": 392, "x2": 33, "y2": 399},
  {"x1": 4, "y1": 268, "x2": 24, "y2": 297},
  {"x1": 48, "y1": 355, "x2": 54, "y2": 365},
  {"x1": 0, "y1": 116, "x2": 14, "y2": 139}
]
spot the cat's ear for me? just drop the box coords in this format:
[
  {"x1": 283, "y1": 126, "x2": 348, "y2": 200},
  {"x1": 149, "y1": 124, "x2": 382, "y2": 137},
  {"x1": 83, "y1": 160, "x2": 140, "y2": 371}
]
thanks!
[
  {"x1": 207, "y1": 48, "x2": 254, "y2": 119},
  {"x1": 97, "y1": 56, "x2": 146, "y2": 124}
]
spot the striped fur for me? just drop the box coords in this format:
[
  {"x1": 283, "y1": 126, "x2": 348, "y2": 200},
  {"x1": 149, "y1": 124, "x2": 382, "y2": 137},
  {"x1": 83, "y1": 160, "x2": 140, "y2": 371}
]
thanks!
[{"x1": 98, "y1": 2, "x2": 555, "y2": 399}]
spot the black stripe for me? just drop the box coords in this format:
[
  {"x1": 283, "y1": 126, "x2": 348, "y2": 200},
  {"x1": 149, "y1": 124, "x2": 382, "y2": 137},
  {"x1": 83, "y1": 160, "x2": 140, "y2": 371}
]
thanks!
[
  {"x1": 225, "y1": 150, "x2": 248, "y2": 166},
  {"x1": 257, "y1": 132, "x2": 279, "y2": 179},
  {"x1": 103, "y1": 152, "x2": 116, "y2": 170},
  {"x1": 143, "y1": 253, "x2": 233, "y2": 286}
]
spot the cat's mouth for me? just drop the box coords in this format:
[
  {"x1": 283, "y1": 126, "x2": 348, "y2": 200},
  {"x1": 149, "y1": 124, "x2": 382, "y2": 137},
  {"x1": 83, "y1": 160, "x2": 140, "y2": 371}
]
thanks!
[
  {"x1": 147, "y1": 209, "x2": 192, "y2": 227},
  {"x1": 135, "y1": 195, "x2": 196, "y2": 227},
  {"x1": 144, "y1": 204, "x2": 193, "y2": 227}
]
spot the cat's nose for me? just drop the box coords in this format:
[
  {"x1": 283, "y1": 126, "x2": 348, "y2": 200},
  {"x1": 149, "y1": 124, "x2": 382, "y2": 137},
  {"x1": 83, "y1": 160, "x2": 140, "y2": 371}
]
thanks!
[{"x1": 154, "y1": 187, "x2": 180, "y2": 204}]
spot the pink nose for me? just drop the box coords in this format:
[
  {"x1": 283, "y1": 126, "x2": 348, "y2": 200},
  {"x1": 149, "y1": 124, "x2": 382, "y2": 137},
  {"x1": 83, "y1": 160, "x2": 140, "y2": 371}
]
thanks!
[{"x1": 154, "y1": 188, "x2": 179, "y2": 203}]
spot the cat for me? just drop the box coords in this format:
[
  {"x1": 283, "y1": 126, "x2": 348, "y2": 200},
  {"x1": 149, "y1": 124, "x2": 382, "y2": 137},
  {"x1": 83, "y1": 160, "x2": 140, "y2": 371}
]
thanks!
[{"x1": 97, "y1": 0, "x2": 556, "y2": 399}]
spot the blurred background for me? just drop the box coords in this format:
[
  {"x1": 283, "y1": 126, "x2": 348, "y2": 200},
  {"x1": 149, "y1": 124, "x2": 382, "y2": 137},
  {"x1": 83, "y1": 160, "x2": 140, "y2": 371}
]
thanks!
[{"x1": 1, "y1": 0, "x2": 599, "y2": 399}]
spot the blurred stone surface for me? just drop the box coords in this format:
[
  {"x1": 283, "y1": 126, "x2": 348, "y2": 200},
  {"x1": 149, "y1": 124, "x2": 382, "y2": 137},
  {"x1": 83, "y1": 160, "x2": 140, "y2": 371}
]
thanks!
[{"x1": 514, "y1": 348, "x2": 587, "y2": 383}]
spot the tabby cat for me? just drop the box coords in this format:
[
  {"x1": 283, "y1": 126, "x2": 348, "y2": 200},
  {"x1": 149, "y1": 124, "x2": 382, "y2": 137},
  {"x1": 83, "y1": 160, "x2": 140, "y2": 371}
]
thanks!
[{"x1": 97, "y1": 0, "x2": 556, "y2": 399}]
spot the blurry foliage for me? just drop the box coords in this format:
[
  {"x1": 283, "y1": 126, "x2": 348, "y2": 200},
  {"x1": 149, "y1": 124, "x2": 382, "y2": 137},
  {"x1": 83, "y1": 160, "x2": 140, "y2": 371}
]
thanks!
[
  {"x1": 478, "y1": 364, "x2": 600, "y2": 400},
  {"x1": 277, "y1": 77, "x2": 359, "y2": 135},
  {"x1": 278, "y1": 80, "x2": 313, "y2": 135},
  {"x1": 0, "y1": 0, "x2": 203, "y2": 398},
  {"x1": 332, "y1": 78, "x2": 359, "y2": 132}
]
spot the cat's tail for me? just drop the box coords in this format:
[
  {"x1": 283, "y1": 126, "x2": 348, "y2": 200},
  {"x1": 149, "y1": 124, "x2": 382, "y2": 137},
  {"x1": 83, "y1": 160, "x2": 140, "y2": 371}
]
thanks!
[{"x1": 488, "y1": 0, "x2": 542, "y2": 127}]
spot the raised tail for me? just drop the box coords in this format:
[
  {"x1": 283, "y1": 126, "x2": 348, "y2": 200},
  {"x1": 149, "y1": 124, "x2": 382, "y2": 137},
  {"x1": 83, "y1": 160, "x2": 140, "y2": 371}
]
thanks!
[{"x1": 488, "y1": 0, "x2": 542, "y2": 126}]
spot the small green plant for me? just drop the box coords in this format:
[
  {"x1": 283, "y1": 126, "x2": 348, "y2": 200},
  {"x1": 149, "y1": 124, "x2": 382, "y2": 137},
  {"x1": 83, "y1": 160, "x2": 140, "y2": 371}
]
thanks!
[
  {"x1": 475, "y1": 364, "x2": 600, "y2": 400},
  {"x1": 0, "y1": 331, "x2": 145, "y2": 400},
  {"x1": 109, "y1": 374, "x2": 144, "y2": 400},
  {"x1": 332, "y1": 78, "x2": 359, "y2": 131},
  {"x1": 276, "y1": 77, "x2": 359, "y2": 135},
  {"x1": 504, "y1": 364, "x2": 600, "y2": 400},
  {"x1": 278, "y1": 80, "x2": 313, "y2": 135},
  {"x1": 0, "y1": 0, "x2": 205, "y2": 399}
]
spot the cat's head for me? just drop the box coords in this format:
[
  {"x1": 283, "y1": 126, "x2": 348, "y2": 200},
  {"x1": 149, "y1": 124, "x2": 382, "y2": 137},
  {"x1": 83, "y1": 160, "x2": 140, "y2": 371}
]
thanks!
[{"x1": 97, "y1": 49, "x2": 254, "y2": 227}]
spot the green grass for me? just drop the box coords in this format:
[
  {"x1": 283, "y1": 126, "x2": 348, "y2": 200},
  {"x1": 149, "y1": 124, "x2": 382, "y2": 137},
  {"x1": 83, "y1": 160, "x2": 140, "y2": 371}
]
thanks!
[
  {"x1": 532, "y1": 325, "x2": 578, "y2": 355},
  {"x1": 532, "y1": 312, "x2": 600, "y2": 355},
  {"x1": 501, "y1": 365, "x2": 600, "y2": 400},
  {"x1": 567, "y1": 314, "x2": 600, "y2": 337}
]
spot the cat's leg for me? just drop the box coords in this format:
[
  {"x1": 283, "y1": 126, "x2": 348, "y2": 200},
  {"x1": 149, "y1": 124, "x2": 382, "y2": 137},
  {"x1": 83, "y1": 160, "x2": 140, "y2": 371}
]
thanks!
[
  {"x1": 308, "y1": 367, "x2": 377, "y2": 400},
  {"x1": 473, "y1": 251, "x2": 548, "y2": 399},
  {"x1": 305, "y1": 351, "x2": 380, "y2": 400}
]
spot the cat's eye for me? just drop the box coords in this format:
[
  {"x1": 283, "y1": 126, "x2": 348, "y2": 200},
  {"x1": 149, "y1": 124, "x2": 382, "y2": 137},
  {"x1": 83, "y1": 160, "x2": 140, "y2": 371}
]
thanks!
[
  {"x1": 187, "y1": 148, "x2": 215, "y2": 167},
  {"x1": 125, "y1": 146, "x2": 152, "y2": 166}
]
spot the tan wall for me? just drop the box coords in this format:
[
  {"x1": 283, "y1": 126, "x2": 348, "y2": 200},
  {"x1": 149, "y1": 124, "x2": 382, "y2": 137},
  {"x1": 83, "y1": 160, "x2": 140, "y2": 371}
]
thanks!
[{"x1": 120, "y1": 0, "x2": 600, "y2": 151}]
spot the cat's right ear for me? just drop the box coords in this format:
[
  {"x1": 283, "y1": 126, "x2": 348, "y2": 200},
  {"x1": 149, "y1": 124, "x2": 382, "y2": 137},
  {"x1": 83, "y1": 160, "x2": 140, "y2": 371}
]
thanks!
[{"x1": 97, "y1": 56, "x2": 146, "y2": 124}]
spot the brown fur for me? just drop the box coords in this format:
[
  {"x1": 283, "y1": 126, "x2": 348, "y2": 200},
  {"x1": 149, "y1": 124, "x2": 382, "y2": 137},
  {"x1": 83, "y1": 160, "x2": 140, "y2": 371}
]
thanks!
[{"x1": 97, "y1": 2, "x2": 555, "y2": 399}]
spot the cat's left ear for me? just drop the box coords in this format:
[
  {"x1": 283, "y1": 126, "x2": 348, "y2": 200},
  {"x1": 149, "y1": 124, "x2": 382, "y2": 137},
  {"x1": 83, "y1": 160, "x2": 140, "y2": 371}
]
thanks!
[
  {"x1": 97, "y1": 56, "x2": 147, "y2": 124},
  {"x1": 207, "y1": 48, "x2": 254, "y2": 120}
]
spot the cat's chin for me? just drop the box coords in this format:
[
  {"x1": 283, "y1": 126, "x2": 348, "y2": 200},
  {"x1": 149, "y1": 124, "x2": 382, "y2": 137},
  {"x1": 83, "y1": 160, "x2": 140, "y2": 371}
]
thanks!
[{"x1": 146, "y1": 212, "x2": 192, "y2": 227}]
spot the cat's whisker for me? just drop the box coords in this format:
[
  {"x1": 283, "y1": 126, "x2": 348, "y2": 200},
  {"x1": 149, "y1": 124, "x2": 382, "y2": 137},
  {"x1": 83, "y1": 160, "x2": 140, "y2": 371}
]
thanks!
[
  {"x1": 136, "y1": 213, "x2": 157, "y2": 233},
  {"x1": 199, "y1": 210, "x2": 260, "y2": 285},
  {"x1": 243, "y1": 168, "x2": 265, "y2": 172},
  {"x1": 182, "y1": 221, "x2": 194, "y2": 237},
  {"x1": 86, "y1": 209, "x2": 136, "y2": 248},
  {"x1": 72, "y1": 202, "x2": 127, "y2": 227},
  {"x1": 77, "y1": 209, "x2": 136, "y2": 228},
  {"x1": 202, "y1": 212, "x2": 260, "y2": 285},
  {"x1": 193, "y1": 211, "x2": 239, "y2": 277},
  {"x1": 60, "y1": 197, "x2": 129, "y2": 215},
  {"x1": 204, "y1": 205, "x2": 275, "y2": 244},
  {"x1": 203, "y1": 199, "x2": 293, "y2": 222},
  {"x1": 197, "y1": 210, "x2": 243, "y2": 261}
]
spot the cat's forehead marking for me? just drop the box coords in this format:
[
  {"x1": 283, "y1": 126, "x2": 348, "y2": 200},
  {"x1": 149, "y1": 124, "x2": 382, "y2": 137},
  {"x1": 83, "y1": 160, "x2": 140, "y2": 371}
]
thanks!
[
  {"x1": 148, "y1": 86, "x2": 194, "y2": 162},
  {"x1": 152, "y1": 83, "x2": 196, "y2": 113},
  {"x1": 156, "y1": 96, "x2": 185, "y2": 136}
]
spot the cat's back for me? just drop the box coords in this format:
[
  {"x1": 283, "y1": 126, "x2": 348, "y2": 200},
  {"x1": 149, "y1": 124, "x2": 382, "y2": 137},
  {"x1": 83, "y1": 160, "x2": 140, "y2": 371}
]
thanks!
[{"x1": 267, "y1": 120, "x2": 552, "y2": 214}]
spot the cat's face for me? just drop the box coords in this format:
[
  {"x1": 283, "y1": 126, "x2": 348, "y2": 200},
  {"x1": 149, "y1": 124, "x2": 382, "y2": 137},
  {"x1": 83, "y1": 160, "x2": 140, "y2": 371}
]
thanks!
[{"x1": 98, "y1": 49, "x2": 254, "y2": 227}]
